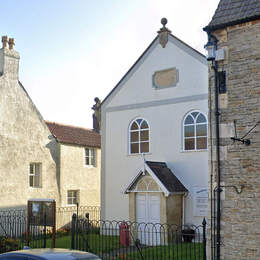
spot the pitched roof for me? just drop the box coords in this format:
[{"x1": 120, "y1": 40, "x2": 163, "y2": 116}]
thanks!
[
  {"x1": 46, "y1": 121, "x2": 101, "y2": 148},
  {"x1": 146, "y1": 161, "x2": 188, "y2": 193},
  {"x1": 204, "y1": 0, "x2": 260, "y2": 32}
]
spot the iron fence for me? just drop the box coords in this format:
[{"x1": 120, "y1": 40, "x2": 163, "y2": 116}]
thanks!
[
  {"x1": 0, "y1": 209, "x2": 52, "y2": 253},
  {"x1": 0, "y1": 205, "x2": 100, "y2": 253},
  {"x1": 71, "y1": 214, "x2": 207, "y2": 260}
]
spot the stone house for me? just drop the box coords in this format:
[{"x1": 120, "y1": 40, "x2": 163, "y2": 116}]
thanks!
[
  {"x1": 101, "y1": 19, "x2": 208, "y2": 233},
  {"x1": 204, "y1": 1, "x2": 260, "y2": 259},
  {"x1": 0, "y1": 37, "x2": 101, "y2": 210},
  {"x1": 46, "y1": 121, "x2": 101, "y2": 207},
  {"x1": 0, "y1": 37, "x2": 59, "y2": 209}
]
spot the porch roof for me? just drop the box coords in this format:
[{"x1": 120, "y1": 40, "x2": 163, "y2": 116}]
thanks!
[{"x1": 124, "y1": 161, "x2": 188, "y2": 196}]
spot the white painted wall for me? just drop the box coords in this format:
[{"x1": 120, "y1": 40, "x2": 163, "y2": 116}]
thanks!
[{"x1": 101, "y1": 36, "x2": 208, "y2": 226}]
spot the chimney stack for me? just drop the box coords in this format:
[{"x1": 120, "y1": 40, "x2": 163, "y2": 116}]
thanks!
[{"x1": 0, "y1": 35, "x2": 20, "y2": 80}]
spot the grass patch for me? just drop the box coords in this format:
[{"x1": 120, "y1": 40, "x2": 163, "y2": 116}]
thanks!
[
  {"x1": 122, "y1": 243, "x2": 204, "y2": 260},
  {"x1": 45, "y1": 233, "x2": 120, "y2": 254}
]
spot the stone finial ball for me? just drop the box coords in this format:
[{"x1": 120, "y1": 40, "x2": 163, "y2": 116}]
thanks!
[{"x1": 161, "y1": 18, "x2": 168, "y2": 26}]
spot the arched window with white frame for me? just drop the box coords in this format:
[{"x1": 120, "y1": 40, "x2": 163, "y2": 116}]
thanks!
[
  {"x1": 183, "y1": 111, "x2": 207, "y2": 151},
  {"x1": 129, "y1": 118, "x2": 149, "y2": 154}
]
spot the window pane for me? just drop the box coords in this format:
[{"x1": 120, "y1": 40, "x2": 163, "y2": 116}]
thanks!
[
  {"x1": 136, "y1": 119, "x2": 142, "y2": 125},
  {"x1": 29, "y1": 176, "x2": 34, "y2": 187},
  {"x1": 141, "y1": 142, "x2": 149, "y2": 153},
  {"x1": 131, "y1": 122, "x2": 138, "y2": 130},
  {"x1": 30, "y1": 164, "x2": 34, "y2": 174},
  {"x1": 35, "y1": 175, "x2": 40, "y2": 187},
  {"x1": 197, "y1": 137, "x2": 207, "y2": 149},
  {"x1": 184, "y1": 125, "x2": 194, "y2": 137},
  {"x1": 68, "y1": 198, "x2": 73, "y2": 204},
  {"x1": 131, "y1": 143, "x2": 139, "y2": 154},
  {"x1": 85, "y1": 157, "x2": 90, "y2": 165},
  {"x1": 130, "y1": 131, "x2": 139, "y2": 142},
  {"x1": 185, "y1": 138, "x2": 195, "y2": 150},
  {"x1": 91, "y1": 154, "x2": 95, "y2": 166},
  {"x1": 140, "y1": 120, "x2": 148, "y2": 129},
  {"x1": 184, "y1": 115, "x2": 194, "y2": 125},
  {"x1": 140, "y1": 130, "x2": 149, "y2": 141},
  {"x1": 85, "y1": 148, "x2": 89, "y2": 156},
  {"x1": 191, "y1": 112, "x2": 199, "y2": 118},
  {"x1": 196, "y1": 124, "x2": 207, "y2": 136},
  {"x1": 197, "y1": 113, "x2": 206, "y2": 123}
]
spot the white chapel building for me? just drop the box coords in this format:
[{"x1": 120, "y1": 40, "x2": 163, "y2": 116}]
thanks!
[{"x1": 101, "y1": 19, "x2": 208, "y2": 227}]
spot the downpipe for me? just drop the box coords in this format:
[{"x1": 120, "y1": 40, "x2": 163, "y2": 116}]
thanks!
[{"x1": 210, "y1": 33, "x2": 221, "y2": 260}]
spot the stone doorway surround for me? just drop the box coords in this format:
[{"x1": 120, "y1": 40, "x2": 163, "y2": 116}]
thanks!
[{"x1": 124, "y1": 161, "x2": 188, "y2": 225}]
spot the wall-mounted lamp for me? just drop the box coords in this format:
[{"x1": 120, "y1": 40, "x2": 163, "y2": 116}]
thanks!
[{"x1": 204, "y1": 34, "x2": 218, "y2": 61}]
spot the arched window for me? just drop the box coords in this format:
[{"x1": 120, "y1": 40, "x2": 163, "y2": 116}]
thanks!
[
  {"x1": 129, "y1": 118, "x2": 149, "y2": 154},
  {"x1": 183, "y1": 111, "x2": 207, "y2": 151}
]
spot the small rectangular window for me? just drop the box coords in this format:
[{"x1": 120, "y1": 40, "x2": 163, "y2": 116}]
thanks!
[
  {"x1": 218, "y1": 71, "x2": 226, "y2": 94},
  {"x1": 29, "y1": 163, "x2": 41, "y2": 188},
  {"x1": 67, "y1": 190, "x2": 79, "y2": 205},
  {"x1": 84, "y1": 148, "x2": 96, "y2": 166}
]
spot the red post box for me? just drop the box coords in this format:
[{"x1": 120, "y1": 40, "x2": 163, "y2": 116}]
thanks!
[{"x1": 120, "y1": 221, "x2": 130, "y2": 246}]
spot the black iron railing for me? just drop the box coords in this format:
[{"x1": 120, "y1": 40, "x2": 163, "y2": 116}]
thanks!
[
  {"x1": 71, "y1": 214, "x2": 207, "y2": 260},
  {"x1": 0, "y1": 205, "x2": 100, "y2": 253}
]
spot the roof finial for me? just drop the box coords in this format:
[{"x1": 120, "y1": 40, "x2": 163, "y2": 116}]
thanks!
[
  {"x1": 161, "y1": 17, "x2": 168, "y2": 28},
  {"x1": 158, "y1": 17, "x2": 171, "y2": 48}
]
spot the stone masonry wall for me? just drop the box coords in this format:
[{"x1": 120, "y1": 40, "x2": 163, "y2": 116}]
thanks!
[
  {"x1": 59, "y1": 143, "x2": 101, "y2": 207},
  {"x1": 208, "y1": 20, "x2": 260, "y2": 260},
  {"x1": 0, "y1": 47, "x2": 60, "y2": 209}
]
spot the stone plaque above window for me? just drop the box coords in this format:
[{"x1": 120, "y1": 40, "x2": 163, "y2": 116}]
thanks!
[{"x1": 152, "y1": 67, "x2": 179, "y2": 89}]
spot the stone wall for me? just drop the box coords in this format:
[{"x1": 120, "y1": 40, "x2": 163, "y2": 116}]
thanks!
[
  {"x1": 59, "y1": 143, "x2": 101, "y2": 207},
  {"x1": 208, "y1": 20, "x2": 260, "y2": 260},
  {"x1": 0, "y1": 46, "x2": 60, "y2": 209}
]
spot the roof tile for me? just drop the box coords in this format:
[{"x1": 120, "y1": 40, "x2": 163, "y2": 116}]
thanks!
[
  {"x1": 204, "y1": 0, "x2": 260, "y2": 32},
  {"x1": 46, "y1": 121, "x2": 101, "y2": 148}
]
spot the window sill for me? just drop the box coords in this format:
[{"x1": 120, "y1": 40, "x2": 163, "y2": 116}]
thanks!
[
  {"x1": 127, "y1": 152, "x2": 152, "y2": 157},
  {"x1": 180, "y1": 149, "x2": 208, "y2": 153},
  {"x1": 84, "y1": 165, "x2": 96, "y2": 168},
  {"x1": 66, "y1": 204, "x2": 78, "y2": 207},
  {"x1": 29, "y1": 186, "x2": 42, "y2": 189}
]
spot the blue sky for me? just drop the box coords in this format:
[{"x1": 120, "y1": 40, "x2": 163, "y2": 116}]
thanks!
[{"x1": 1, "y1": 0, "x2": 219, "y2": 128}]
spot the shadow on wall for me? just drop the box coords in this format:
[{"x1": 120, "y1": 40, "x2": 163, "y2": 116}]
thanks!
[{"x1": 45, "y1": 137, "x2": 61, "y2": 202}]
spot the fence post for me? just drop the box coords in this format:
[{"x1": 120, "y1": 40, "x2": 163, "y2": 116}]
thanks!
[
  {"x1": 71, "y1": 213, "x2": 76, "y2": 249},
  {"x1": 202, "y1": 218, "x2": 207, "y2": 260},
  {"x1": 85, "y1": 213, "x2": 89, "y2": 251},
  {"x1": 43, "y1": 213, "x2": 47, "y2": 248}
]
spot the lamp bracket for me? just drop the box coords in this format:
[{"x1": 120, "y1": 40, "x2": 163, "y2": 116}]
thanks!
[{"x1": 230, "y1": 120, "x2": 260, "y2": 146}]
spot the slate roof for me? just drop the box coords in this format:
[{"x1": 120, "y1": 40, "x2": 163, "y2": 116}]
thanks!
[
  {"x1": 204, "y1": 0, "x2": 260, "y2": 32},
  {"x1": 46, "y1": 121, "x2": 101, "y2": 148},
  {"x1": 146, "y1": 161, "x2": 188, "y2": 193}
]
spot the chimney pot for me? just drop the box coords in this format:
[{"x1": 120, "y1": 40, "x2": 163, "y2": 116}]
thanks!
[
  {"x1": 2, "y1": 36, "x2": 8, "y2": 48},
  {"x1": 8, "y1": 38, "x2": 15, "y2": 50}
]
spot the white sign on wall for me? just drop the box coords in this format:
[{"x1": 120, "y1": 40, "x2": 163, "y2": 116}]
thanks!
[{"x1": 193, "y1": 187, "x2": 208, "y2": 217}]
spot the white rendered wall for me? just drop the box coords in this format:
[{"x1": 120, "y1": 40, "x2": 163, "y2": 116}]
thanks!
[{"x1": 101, "y1": 37, "x2": 208, "y2": 226}]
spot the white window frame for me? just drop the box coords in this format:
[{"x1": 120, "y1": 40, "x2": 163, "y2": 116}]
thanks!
[
  {"x1": 183, "y1": 111, "x2": 208, "y2": 151},
  {"x1": 84, "y1": 147, "x2": 96, "y2": 167},
  {"x1": 29, "y1": 163, "x2": 41, "y2": 188},
  {"x1": 129, "y1": 118, "x2": 150, "y2": 155},
  {"x1": 67, "y1": 190, "x2": 79, "y2": 206}
]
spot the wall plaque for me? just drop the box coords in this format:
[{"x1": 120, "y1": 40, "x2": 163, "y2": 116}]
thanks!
[
  {"x1": 152, "y1": 67, "x2": 178, "y2": 89},
  {"x1": 193, "y1": 187, "x2": 208, "y2": 217}
]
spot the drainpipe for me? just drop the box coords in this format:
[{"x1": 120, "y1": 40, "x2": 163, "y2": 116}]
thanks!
[{"x1": 207, "y1": 32, "x2": 221, "y2": 260}]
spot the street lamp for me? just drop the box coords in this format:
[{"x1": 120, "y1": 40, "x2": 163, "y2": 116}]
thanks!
[{"x1": 204, "y1": 35, "x2": 217, "y2": 61}]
